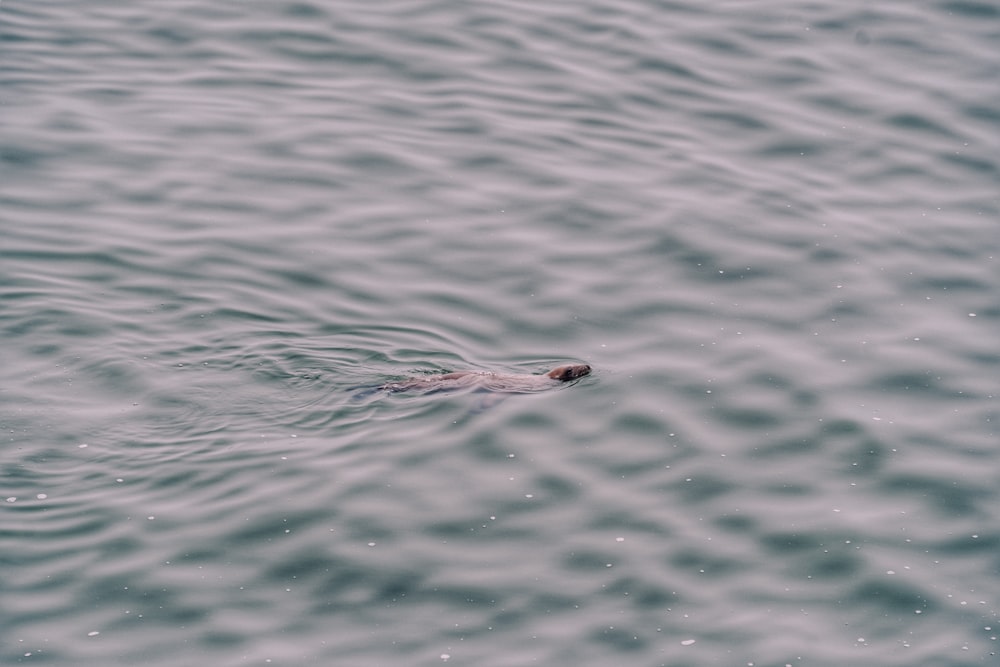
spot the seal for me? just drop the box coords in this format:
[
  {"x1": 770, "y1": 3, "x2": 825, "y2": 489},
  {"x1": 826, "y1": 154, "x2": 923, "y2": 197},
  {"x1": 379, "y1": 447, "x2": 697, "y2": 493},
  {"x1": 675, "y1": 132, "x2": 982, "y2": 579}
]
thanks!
[{"x1": 382, "y1": 364, "x2": 591, "y2": 394}]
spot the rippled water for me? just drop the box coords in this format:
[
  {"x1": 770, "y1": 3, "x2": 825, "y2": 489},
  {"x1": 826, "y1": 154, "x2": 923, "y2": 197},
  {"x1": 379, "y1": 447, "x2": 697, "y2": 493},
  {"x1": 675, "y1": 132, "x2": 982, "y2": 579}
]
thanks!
[{"x1": 2, "y1": 1, "x2": 998, "y2": 665}]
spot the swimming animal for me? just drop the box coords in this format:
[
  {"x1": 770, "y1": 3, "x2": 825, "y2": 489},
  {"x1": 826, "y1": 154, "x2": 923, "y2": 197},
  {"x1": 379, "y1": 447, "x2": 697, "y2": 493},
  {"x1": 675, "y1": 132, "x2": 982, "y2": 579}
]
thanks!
[{"x1": 382, "y1": 364, "x2": 591, "y2": 394}]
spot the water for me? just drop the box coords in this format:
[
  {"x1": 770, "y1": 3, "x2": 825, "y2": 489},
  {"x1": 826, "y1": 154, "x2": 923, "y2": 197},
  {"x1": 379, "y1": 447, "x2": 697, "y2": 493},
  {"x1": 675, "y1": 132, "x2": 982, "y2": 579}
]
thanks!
[{"x1": 2, "y1": 1, "x2": 998, "y2": 665}]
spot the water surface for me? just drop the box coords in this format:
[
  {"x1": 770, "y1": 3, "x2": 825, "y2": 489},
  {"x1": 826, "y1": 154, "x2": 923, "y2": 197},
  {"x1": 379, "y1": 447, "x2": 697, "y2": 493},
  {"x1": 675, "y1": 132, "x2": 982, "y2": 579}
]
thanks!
[{"x1": 2, "y1": 1, "x2": 998, "y2": 665}]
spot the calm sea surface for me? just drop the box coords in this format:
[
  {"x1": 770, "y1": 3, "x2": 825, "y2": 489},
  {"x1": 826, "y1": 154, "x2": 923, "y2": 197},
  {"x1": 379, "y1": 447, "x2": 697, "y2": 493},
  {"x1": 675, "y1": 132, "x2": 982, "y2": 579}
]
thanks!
[{"x1": 2, "y1": 1, "x2": 998, "y2": 665}]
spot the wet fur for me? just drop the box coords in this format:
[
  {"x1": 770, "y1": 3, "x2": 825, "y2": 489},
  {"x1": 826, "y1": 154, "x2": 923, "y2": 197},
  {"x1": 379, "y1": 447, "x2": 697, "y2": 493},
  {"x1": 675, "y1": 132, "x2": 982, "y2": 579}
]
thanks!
[{"x1": 382, "y1": 364, "x2": 591, "y2": 394}]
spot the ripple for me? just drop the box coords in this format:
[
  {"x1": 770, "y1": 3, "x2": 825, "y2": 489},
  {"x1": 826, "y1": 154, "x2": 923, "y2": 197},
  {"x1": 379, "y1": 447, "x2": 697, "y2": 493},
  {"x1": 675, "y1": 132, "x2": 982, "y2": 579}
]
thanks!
[{"x1": 3, "y1": 0, "x2": 998, "y2": 665}]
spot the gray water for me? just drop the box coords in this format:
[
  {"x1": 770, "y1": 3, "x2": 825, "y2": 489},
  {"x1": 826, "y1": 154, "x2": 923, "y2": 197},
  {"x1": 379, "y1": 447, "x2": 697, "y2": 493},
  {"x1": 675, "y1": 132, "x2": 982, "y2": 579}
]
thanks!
[{"x1": 2, "y1": 1, "x2": 998, "y2": 665}]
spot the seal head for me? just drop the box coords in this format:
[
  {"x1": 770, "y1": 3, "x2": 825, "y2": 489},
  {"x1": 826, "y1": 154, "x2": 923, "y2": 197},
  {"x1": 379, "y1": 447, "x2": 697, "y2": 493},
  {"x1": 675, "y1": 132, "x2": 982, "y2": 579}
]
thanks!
[{"x1": 545, "y1": 364, "x2": 591, "y2": 381}]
